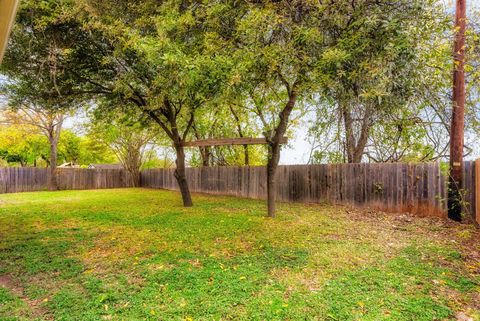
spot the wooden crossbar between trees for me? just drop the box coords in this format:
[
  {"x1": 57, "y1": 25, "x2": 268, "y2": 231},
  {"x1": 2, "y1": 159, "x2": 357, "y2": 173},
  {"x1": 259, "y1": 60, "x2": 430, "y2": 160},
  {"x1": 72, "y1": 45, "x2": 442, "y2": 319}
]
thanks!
[{"x1": 180, "y1": 137, "x2": 288, "y2": 147}]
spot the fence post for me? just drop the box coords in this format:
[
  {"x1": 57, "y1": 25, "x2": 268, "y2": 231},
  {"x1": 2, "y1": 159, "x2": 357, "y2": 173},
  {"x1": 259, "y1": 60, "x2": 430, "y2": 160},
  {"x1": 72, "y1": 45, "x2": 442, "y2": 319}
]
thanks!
[{"x1": 476, "y1": 158, "x2": 480, "y2": 225}]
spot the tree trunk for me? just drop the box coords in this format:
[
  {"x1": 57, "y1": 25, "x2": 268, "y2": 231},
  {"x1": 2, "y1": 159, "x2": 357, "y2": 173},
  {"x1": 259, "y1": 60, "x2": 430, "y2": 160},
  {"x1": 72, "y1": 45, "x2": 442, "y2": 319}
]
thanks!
[
  {"x1": 342, "y1": 103, "x2": 372, "y2": 163},
  {"x1": 266, "y1": 142, "x2": 281, "y2": 217},
  {"x1": 448, "y1": 0, "x2": 466, "y2": 222},
  {"x1": 229, "y1": 106, "x2": 250, "y2": 166},
  {"x1": 45, "y1": 115, "x2": 64, "y2": 191},
  {"x1": 48, "y1": 137, "x2": 58, "y2": 190},
  {"x1": 342, "y1": 105, "x2": 357, "y2": 163},
  {"x1": 266, "y1": 88, "x2": 298, "y2": 218},
  {"x1": 199, "y1": 146, "x2": 211, "y2": 167},
  {"x1": 133, "y1": 170, "x2": 140, "y2": 187},
  {"x1": 192, "y1": 124, "x2": 211, "y2": 167},
  {"x1": 243, "y1": 144, "x2": 249, "y2": 166},
  {"x1": 126, "y1": 166, "x2": 140, "y2": 187},
  {"x1": 126, "y1": 145, "x2": 141, "y2": 187},
  {"x1": 137, "y1": 98, "x2": 194, "y2": 207},
  {"x1": 174, "y1": 143, "x2": 193, "y2": 207}
]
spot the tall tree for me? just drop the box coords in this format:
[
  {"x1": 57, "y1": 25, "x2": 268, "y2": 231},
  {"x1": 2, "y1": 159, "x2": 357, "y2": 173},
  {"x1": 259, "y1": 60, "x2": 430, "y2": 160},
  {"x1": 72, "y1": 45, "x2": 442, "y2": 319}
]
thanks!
[
  {"x1": 0, "y1": 107, "x2": 67, "y2": 189},
  {"x1": 88, "y1": 109, "x2": 158, "y2": 187},
  {"x1": 306, "y1": 1, "x2": 471, "y2": 165},
  {"x1": 231, "y1": 1, "x2": 329, "y2": 217},
  {"x1": 65, "y1": 0, "x2": 238, "y2": 206},
  {"x1": 312, "y1": 0, "x2": 447, "y2": 163},
  {"x1": 0, "y1": 0, "x2": 85, "y2": 189}
]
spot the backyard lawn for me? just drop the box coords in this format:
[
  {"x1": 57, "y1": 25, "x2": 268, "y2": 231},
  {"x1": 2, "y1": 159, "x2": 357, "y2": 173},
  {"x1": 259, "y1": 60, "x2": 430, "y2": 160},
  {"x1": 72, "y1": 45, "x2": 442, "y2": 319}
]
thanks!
[{"x1": 0, "y1": 189, "x2": 479, "y2": 321}]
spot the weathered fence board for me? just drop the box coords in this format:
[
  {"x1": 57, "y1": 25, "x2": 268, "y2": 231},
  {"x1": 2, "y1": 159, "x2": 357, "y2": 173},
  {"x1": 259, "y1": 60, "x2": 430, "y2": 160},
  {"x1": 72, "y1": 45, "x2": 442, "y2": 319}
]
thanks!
[
  {"x1": 463, "y1": 161, "x2": 476, "y2": 221},
  {"x1": 141, "y1": 162, "x2": 477, "y2": 218},
  {"x1": 0, "y1": 168, "x2": 130, "y2": 193}
]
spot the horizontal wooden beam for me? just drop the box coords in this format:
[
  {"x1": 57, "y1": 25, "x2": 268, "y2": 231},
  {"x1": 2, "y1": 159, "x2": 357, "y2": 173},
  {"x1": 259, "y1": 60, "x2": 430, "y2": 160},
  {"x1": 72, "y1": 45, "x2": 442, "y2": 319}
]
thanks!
[
  {"x1": 0, "y1": 0, "x2": 19, "y2": 63},
  {"x1": 181, "y1": 137, "x2": 288, "y2": 147}
]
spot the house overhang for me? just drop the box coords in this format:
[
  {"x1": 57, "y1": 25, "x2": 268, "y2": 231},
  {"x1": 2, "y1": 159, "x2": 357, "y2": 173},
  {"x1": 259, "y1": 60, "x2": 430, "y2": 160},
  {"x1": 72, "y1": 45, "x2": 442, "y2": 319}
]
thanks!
[{"x1": 0, "y1": 0, "x2": 19, "y2": 63}]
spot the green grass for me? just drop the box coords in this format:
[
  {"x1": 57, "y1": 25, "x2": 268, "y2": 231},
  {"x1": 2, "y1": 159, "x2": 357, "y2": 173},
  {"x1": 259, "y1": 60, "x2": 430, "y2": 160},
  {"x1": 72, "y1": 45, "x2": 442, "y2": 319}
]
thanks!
[{"x1": 0, "y1": 188, "x2": 478, "y2": 320}]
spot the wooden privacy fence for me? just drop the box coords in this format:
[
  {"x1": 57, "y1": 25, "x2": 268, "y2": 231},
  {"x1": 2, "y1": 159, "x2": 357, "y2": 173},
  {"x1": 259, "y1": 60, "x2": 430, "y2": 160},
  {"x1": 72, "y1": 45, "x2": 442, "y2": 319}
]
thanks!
[
  {"x1": 141, "y1": 162, "x2": 477, "y2": 219},
  {"x1": 0, "y1": 162, "x2": 478, "y2": 221},
  {"x1": 0, "y1": 167, "x2": 131, "y2": 193}
]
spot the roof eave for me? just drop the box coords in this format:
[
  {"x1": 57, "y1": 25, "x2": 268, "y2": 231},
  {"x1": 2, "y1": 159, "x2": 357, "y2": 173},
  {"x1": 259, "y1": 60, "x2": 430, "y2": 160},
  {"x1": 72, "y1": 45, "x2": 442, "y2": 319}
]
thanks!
[{"x1": 0, "y1": 0, "x2": 20, "y2": 63}]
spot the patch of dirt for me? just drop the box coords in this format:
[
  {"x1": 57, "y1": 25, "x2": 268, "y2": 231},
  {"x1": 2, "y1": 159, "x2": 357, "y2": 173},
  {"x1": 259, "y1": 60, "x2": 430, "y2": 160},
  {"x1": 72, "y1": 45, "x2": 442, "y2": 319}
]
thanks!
[
  {"x1": 339, "y1": 207, "x2": 480, "y2": 317},
  {"x1": 456, "y1": 312, "x2": 474, "y2": 321},
  {"x1": 0, "y1": 274, "x2": 50, "y2": 319},
  {"x1": 345, "y1": 207, "x2": 480, "y2": 275},
  {"x1": 0, "y1": 274, "x2": 29, "y2": 301},
  {"x1": 188, "y1": 259, "x2": 203, "y2": 268}
]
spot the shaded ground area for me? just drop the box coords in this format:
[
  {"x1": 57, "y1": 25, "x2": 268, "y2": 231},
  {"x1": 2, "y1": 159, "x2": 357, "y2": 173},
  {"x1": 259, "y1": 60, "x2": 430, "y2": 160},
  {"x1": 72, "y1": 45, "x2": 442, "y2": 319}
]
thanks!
[{"x1": 0, "y1": 188, "x2": 478, "y2": 321}]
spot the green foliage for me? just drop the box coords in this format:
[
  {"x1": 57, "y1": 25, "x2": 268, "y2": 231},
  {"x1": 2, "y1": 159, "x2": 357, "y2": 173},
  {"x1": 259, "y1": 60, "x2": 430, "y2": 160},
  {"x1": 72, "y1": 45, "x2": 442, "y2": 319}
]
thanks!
[
  {"x1": 76, "y1": 136, "x2": 117, "y2": 166},
  {"x1": 58, "y1": 130, "x2": 117, "y2": 166},
  {"x1": 141, "y1": 149, "x2": 174, "y2": 170},
  {"x1": 305, "y1": 1, "x2": 479, "y2": 163},
  {"x1": 67, "y1": 0, "x2": 240, "y2": 151},
  {"x1": 0, "y1": 124, "x2": 115, "y2": 167},
  {"x1": 58, "y1": 130, "x2": 82, "y2": 164},
  {"x1": 0, "y1": 0, "x2": 87, "y2": 114},
  {"x1": 0, "y1": 125, "x2": 49, "y2": 166},
  {"x1": 227, "y1": 2, "x2": 329, "y2": 138}
]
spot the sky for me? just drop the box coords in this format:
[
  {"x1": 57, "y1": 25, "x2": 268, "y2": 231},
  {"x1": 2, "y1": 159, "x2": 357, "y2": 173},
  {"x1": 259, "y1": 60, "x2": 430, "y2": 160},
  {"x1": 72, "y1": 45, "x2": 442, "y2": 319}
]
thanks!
[{"x1": 280, "y1": 116, "x2": 312, "y2": 164}]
